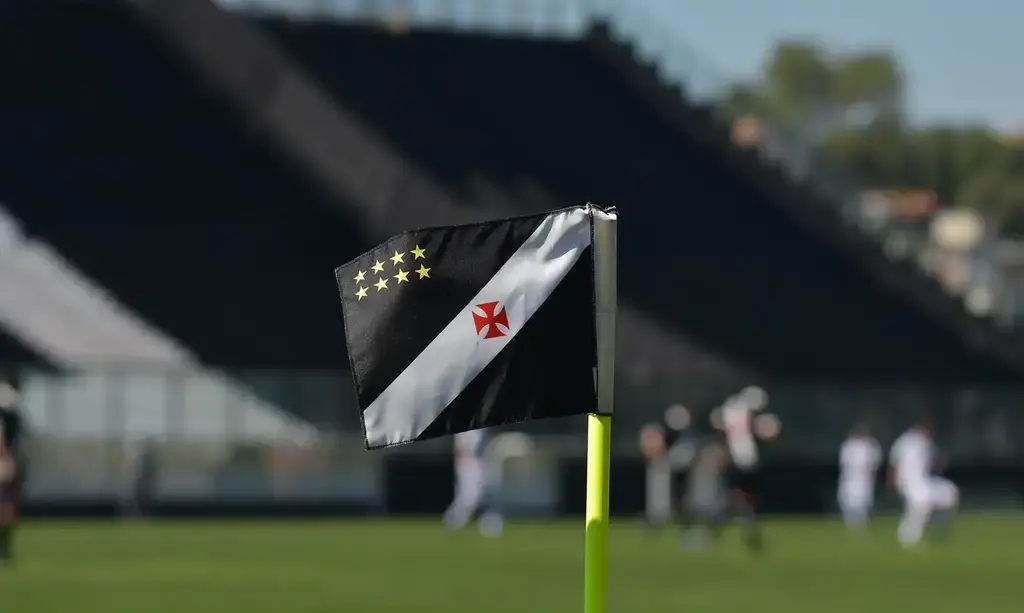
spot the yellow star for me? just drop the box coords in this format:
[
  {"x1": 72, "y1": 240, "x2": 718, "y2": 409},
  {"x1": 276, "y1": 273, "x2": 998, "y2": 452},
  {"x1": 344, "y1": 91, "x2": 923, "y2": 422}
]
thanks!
[
  {"x1": 353, "y1": 270, "x2": 366, "y2": 283},
  {"x1": 371, "y1": 260, "x2": 385, "y2": 274},
  {"x1": 394, "y1": 269, "x2": 410, "y2": 283},
  {"x1": 410, "y1": 245, "x2": 426, "y2": 260},
  {"x1": 416, "y1": 264, "x2": 431, "y2": 279},
  {"x1": 355, "y1": 286, "x2": 368, "y2": 301},
  {"x1": 374, "y1": 277, "x2": 389, "y2": 291},
  {"x1": 390, "y1": 251, "x2": 405, "y2": 267}
]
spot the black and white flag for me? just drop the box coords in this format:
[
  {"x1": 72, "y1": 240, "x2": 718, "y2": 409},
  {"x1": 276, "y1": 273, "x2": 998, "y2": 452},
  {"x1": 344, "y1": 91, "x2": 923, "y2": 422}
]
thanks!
[{"x1": 336, "y1": 205, "x2": 617, "y2": 449}]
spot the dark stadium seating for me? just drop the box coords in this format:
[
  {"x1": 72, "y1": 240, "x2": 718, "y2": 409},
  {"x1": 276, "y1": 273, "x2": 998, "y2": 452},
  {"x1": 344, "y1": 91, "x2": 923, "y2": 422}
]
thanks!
[
  {"x1": 2, "y1": 1, "x2": 1019, "y2": 383},
  {"x1": 0, "y1": 1, "x2": 362, "y2": 369},
  {"x1": 261, "y1": 21, "x2": 1019, "y2": 381},
  {"x1": 0, "y1": 331, "x2": 49, "y2": 369}
]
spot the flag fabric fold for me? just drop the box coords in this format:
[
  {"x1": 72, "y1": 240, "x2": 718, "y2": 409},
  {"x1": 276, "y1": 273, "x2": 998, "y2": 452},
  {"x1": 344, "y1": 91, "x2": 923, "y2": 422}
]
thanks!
[{"x1": 336, "y1": 204, "x2": 614, "y2": 449}]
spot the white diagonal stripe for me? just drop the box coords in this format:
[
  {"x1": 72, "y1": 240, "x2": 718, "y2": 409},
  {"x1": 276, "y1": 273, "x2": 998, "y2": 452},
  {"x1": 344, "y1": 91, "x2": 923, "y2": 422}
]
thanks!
[{"x1": 362, "y1": 207, "x2": 592, "y2": 448}]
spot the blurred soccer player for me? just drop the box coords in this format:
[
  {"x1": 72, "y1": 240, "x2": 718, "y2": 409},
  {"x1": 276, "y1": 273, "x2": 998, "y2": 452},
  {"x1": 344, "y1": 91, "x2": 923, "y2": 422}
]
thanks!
[
  {"x1": 678, "y1": 439, "x2": 729, "y2": 549},
  {"x1": 888, "y1": 415, "x2": 959, "y2": 548},
  {"x1": 638, "y1": 404, "x2": 693, "y2": 528},
  {"x1": 0, "y1": 437, "x2": 13, "y2": 563},
  {"x1": 639, "y1": 422, "x2": 672, "y2": 527},
  {"x1": 120, "y1": 437, "x2": 158, "y2": 519},
  {"x1": 837, "y1": 422, "x2": 881, "y2": 530},
  {"x1": 443, "y1": 429, "x2": 503, "y2": 537},
  {"x1": 0, "y1": 366, "x2": 26, "y2": 563},
  {"x1": 714, "y1": 386, "x2": 779, "y2": 552}
]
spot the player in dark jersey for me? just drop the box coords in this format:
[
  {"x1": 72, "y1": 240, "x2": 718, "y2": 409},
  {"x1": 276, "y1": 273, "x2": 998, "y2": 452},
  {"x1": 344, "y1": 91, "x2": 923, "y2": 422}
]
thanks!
[
  {"x1": 0, "y1": 365, "x2": 26, "y2": 562},
  {"x1": 714, "y1": 386, "x2": 780, "y2": 553}
]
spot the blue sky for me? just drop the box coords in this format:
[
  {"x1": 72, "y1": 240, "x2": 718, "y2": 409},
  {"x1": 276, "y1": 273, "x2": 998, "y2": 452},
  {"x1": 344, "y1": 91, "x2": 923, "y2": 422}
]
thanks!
[{"x1": 638, "y1": 0, "x2": 1022, "y2": 131}]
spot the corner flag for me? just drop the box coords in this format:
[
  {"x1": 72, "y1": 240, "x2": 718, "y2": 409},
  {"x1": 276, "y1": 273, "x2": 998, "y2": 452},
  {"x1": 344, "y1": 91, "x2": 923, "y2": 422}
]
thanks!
[
  {"x1": 335, "y1": 203, "x2": 617, "y2": 613},
  {"x1": 336, "y1": 204, "x2": 616, "y2": 449}
]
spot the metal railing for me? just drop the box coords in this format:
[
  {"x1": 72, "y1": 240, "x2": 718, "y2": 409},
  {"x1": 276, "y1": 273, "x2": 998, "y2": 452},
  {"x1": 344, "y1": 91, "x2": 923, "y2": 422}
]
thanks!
[
  {"x1": 213, "y1": 0, "x2": 587, "y2": 36},
  {"x1": 9, "y1": 366, "x2": 1024, "y2": 508},
  {"x1": 13, "y1": 367, "x2": 1024, "y2": 461}
]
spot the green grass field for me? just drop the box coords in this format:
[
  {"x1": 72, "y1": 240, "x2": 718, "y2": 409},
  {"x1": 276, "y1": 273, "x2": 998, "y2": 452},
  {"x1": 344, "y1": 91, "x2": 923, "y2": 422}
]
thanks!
[{"x1": 1, "y1": 517, "x2": 1021, "y2": 612}]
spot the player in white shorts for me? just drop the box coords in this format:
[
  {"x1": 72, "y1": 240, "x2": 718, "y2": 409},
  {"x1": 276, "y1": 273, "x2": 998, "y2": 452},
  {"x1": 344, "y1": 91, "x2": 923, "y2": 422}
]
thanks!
[
  {"x1": 888, "y1": 415, "x2": 959, "y2": 548},
  {"x1": 837, "y1": 421, "x2": 881, "y2": 530},
  {"x1": 443, "y1": 428, "x2": 503, "y2": 536}
]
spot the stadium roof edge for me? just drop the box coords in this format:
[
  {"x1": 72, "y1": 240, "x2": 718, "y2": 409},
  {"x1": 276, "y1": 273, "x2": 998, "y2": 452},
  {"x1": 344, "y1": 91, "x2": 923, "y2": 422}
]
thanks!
[{"x1": 210, "y1": 0, "x2": 588, "y2": 38}]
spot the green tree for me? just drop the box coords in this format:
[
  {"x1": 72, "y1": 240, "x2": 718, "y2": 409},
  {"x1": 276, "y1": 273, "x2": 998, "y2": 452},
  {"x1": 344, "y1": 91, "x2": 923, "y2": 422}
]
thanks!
[
  {"x1": 762, "y1": 41, "x2": 833, "y2": 126},
  {"x1": 726, "y1": 39, "x2": 1024, "y2": 232},
  {"x1": 832, "y1": 51, "x2": 903, "y2": 123},
  {"x1": 823, "y1": 120, "x2": 911, "y2": 188},
  {"x1": 911, "y1": 127, "x2": 960, "y2": 203},
  {"x1": 736, "y1": 41, "x2": 905, "y2": 136},
  {"x1": 719, "y1": 83, "x2": 770, "y2": 118},
  {"x1": 911, "y1": 126, "x2": 1008, "y2": 206},
  {"x1": 957, "y1": 147, "x2": 1024, "y2": 235}
]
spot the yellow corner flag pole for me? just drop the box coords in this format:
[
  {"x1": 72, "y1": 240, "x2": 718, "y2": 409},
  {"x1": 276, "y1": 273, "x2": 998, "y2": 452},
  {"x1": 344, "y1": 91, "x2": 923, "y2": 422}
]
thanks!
[
  {"x1": 585, "y1": 204, "x2": 617, "y2": 613},
  {"x1": 584, "y1": 413, "x2": 612, "y2": 613}
]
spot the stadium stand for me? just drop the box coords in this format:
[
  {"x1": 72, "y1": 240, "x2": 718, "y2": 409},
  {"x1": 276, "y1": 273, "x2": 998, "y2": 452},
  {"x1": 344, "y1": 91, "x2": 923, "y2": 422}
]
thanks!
[
  {"x1": 3, "y1": 0, "x2": 1021, "y2": 396},
  {"x1": 0, "y1": 1, "x2": 351, "y2": 369},
  {"x1": 0, "y1": 208, "x2": 195, "y2": 367},
  {"x1": 0, "y1": 331, "x2": 45, "y2": 369},
  {"x1": 586, "y1": 24, "x2": 1024, "y2": 375},
  {"x1": 0, "y1": 1, "x2": 329, "y2": 437},
  {"x1": 256, "y1": 20, "x2": 1022, "y2": 381},
  {"x1": 129, "y1": 0, "x2": 745, "y2": 384}
]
